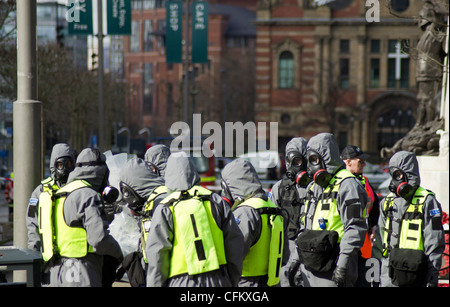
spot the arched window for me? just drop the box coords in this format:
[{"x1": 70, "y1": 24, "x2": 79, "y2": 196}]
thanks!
[{"x1": 279, "y1": 51, "x2": 294, "y2": 89}]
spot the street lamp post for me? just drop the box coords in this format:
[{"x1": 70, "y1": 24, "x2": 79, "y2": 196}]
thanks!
[
  {"x1": 138, "y1": 128, "x2": 151, "y2": 144},
  {"x1": 13, "y1": 0, "x2": 42, "y2": 283},
  {"x1": 118, "y1": 127, "x2": 130, "y2": 153}
]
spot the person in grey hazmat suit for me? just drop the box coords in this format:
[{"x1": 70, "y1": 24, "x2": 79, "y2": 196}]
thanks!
[
  {"x1": 377, "y1": 151, "x2": 445, "y2": 287},
  {"x1": 45, "y1": 148, "x2": 123, "y2": 287},
  {"x1": 270, "y1": 137, "x2": 309, "y2": 286},
  {"x1": 221, "y1": 158, "x2": 290, "y2": 287},
  {"x1": 27, "y1": 143, "x2": 75, "y2": 252},
  {"x1": 145, "y1": 152, "x2": 244, "y2": 287},
  {"x1": 298, "y1": 133, "x2": 368, "y2": 287},
  {"x1": 118, "y1": 157, "x2": 167, "y2": 286},
  {"x1": 144, "y1": 144, "x2": 171, "y2": 178}
]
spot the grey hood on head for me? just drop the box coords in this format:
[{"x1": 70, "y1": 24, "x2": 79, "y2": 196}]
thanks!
[
  {"x1": 285, "y1": 137, "x2": 307, "y2": 169},
  {"x1": 221, "y1": 158, "x2": 265, "y2": 202},
  {"x1": 389, "y1": 151, "x2": 421, "y2": 188},
  {"x1": 67, "y1": 148, "x2": 109, "y2": 192},
  {"x1": 144, "y1": 144, "x2": 171, "y2": 178},
  {"x1": 49, "y1": 143, "x2": 75, "y2": 178},
  {"x1": 307, "y1": 133, "x2": 344, "y2": 175},
  {"x1": 164, "y1": 151, "x2": 200, "y2": 192},
  {"x1": 119, "y1": 157, "x2": 165, "y2": 199}
]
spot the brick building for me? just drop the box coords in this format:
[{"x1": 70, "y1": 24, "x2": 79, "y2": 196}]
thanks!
[
  {"x1": 255, "y1": 0, "x2": 425, "y2": 159},
  {"x1": 123, "y1": 0, "x2": 258, "y2": 139}
]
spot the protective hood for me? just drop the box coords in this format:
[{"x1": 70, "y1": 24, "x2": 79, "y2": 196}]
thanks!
[
  {"x1": 49, "y1": 143, "x2": 75, "y2": 179},
  {"x1": 285, "y1": 137, "x2": 307, "y2": 169},
  {"x1": 67, "y1": 148, "x2": 109, "y2": 192},
  {"x1": 306, "y1": 133, "x2": 344, "y2": 175},
  {"x1": 164, "y1": 151, "x2": 200, "y2": 192},
  {"x1": 221, "y1": 158, "x2": 265, "y2": 202},
  {"x1": 388, "y1": 151, "x2": 421, "y2": 188},
  {"x1": 144, "y1": 144, "x2": 171, "y2": 178},
  {"x1": 119, "y1": 157, "x2": 165, "y2": 199}
]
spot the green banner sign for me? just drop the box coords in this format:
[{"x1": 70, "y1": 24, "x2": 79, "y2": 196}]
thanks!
[
  {"x1": 107, "y1": 0, "x2": 132, "y2": 35},
  {"x1": 192, "y1": 1, "x2": 208, "y2": 63},
  {"x1": 67, "y1": 0, "x2": 93, "y2": 35},
  {"x1": 166, "y1": 1, "x2": 183, "y2": 63}
]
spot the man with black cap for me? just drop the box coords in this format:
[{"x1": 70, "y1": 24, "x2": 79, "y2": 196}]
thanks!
[{"x1": 341, "y1": 145, "x2": 380, "y2": 286}]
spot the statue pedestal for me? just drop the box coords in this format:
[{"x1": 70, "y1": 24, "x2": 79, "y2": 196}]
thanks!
[{"x1": 417, "y1": 155, "x2": 449, "y2": 214}]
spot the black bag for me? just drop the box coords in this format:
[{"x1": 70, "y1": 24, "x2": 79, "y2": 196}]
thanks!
[
  {"x1": 121, "y1": 251, "x2": 146, "y2": 287},
  {"x1": 296, "y1": 229, "x2": 339, "y2": 274},
  {"x1": 389, "y1": 248, "x2": 427, "y2": 287}
]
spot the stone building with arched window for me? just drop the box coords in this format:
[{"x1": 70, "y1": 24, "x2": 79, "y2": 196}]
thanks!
[{"x1": 255, "y1": 0, "x2": 426, "y2": 161}]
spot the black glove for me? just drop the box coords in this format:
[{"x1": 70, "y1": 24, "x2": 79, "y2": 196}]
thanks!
[
  {"x1": 332, "y1": 266, "x2": 347, "y2": 287},
  {"x1": 287, "y1": 260, "x2": 302, "y2": 287}
]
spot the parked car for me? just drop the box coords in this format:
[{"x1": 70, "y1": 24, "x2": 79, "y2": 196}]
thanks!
[{"x1": 363, "y1": 162, "x2": 390, "y2": 191}]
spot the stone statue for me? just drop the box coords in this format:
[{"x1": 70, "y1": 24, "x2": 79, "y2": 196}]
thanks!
[
  {"x1": 415, "y1": 0, "x2": 446, "y2": 126},
  {"x1": 381, "y1": 0, "x2": 447, "y2": 160}
]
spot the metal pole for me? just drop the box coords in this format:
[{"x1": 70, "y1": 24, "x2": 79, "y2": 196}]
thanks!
[
  {"x1": 13, "y1": 0, "x2": 42, "y2": 282},
  {"x1": 98, "y1": 0, "x2": 105, "y2": 151},
  {"x1": 184, "y1": 0, "x2": 189, "y2": 125}
]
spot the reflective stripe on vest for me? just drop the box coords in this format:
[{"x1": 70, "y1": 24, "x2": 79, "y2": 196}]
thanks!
[
  {"x1": 39, "y1": 180, "x2": 94, "y2": 261},
  {"x1": 161, "y1": 186, "x2": 227, "y2": 277},
  {"x1": 235, "y1": 197, "x2": 284, "y2": 286},
  {"x1": 381, "y1": 187, "x2": 433, "y2": 257},
  {"x1": 141, "y1": 185, "x2": 168, "y2": 263},
  {"x1": 310, "y1": 169, "x2": 355, "y2": 242}
]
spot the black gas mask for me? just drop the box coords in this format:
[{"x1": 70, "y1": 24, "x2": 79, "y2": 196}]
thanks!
[
  {"x1": 54, "y1": 156, "x2": 75, "y2": 184},
  {"x1": 221, "y1": 179, "x2": 234, "y2": 207},
  {"x1": 120, "y1": 181, "x2": 146, "y2": 213},
  {"x1": 285, "y1": 150, "x2": 311, "y2": 188},
  {"x1": 306, "y1": 150, "x2": 331, "y2": 188},
  {"x1": 389, "y1": 168, "x2": 416, "y2": 200}
]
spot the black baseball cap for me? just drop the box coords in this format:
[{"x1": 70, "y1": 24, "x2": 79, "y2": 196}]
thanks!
[{"x1": 341, "y1": 145, "x2": 370, "y2": 160}]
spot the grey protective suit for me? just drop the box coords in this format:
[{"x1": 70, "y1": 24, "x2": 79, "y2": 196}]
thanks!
[
  {"x1": 222, "y1": 158, "x2": 290, "y2": 287},
  {"x1": 300, "y1": 133, "x2": 368, "y2": 287},
  {"x1": 118, "y1": 157, "x2": 166, "y2": 285},
  {"x1": 145, "y1": 152, "x2": 244, "y2": 287},
  {"x1": 144, "y1": 144, "x2": 171, "y2": 178},
  {"x1": 26, "y1": 143, "x2": 75, "y2": 251},
  {"x1": 49, "y1": 148, "x2": 123, "y2": 287},
  {"x1": 270, "y1": 137, "x2": 308, "y2": 286},
  {"x1": 377, "y1": 151, "x2": 445, "y2": 287}
]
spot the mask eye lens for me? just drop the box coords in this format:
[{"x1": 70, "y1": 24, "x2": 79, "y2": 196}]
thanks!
[
  {"x1": 393, "y1": 170, "x2": 404, "y2": 181},
  {"x1": 309, "y1": 155, "x2": 320, "y2": 166},
  {"x1": 56, "y1": 162, "x2": 64, "y2": 170},
  {"x1": 292, "y1": 157, "x2": 302, "y2": 166}
]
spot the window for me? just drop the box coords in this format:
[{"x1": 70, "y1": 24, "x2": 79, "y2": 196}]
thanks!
[
  {"x1": 370, "y1": 40, "x2": 380, "y2": 53},
  {"x1": 156, "y1": 0, "x2": 166, "y2": 8},
  {"x1": 132, "y1": 0, "x2": 142, "y2": 10},
  {"x1": 370, "y1": 59, "x2": 380, "y2": 88},
  {"x1": 279, "y1": 51, "x2": 294, "y2": 89},
  {"x1": 130, "y1": 21, "x2": 140, "y2": 52},
  {"x1": 339, "y1": 58, "x2": 349, "y2": 89},
  {"x1": 143, "y1": 63, "x2": 154, "y2": 115},
  {"x1": 143, "y1": 0, "x2": 155, "y2": 10},
  {"x1": 387, "y1": 40, "x2": 409, "y2": 88},
  {"x1": 339, "y1": 39, "x2": 350, "y2": 54},
  {"x1": 390, "y1": 0, "x2": 409, "y2": 12},
  {"x1": 144, "y1": 20, "x2": 154, "y2": 52},
  {"x1": 157, "y1": 19, "x2": 166, "y2": 51}
]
